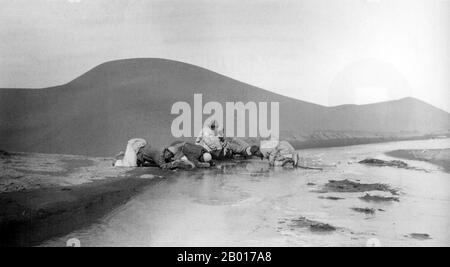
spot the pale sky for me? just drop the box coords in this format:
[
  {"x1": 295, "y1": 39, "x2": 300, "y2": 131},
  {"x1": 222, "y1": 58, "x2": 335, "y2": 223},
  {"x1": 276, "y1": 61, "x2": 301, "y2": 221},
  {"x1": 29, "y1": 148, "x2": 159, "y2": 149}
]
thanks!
[{"x1": 0, "y1": 0, "x2": 449, "y2": 111}]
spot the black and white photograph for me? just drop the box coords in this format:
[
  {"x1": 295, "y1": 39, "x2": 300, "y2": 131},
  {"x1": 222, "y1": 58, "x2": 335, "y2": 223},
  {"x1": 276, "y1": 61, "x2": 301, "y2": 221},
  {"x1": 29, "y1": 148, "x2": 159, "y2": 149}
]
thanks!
[{"x1": 0, "y1": 0, "x2": 449, "y2": 249}]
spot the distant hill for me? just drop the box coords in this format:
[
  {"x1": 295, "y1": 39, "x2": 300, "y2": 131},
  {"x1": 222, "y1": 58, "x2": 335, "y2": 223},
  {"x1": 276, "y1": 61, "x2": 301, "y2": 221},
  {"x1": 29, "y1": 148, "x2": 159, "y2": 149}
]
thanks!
[{"x1": 1, "y1": 58, "x2": 449, "y2": 156}]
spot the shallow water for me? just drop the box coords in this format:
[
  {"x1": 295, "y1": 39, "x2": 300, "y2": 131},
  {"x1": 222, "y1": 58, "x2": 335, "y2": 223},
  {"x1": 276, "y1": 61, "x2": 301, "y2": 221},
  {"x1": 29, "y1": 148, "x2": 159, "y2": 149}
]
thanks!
[{"x1": 44, "y1": 139, "x2": 450, "y2": 247}]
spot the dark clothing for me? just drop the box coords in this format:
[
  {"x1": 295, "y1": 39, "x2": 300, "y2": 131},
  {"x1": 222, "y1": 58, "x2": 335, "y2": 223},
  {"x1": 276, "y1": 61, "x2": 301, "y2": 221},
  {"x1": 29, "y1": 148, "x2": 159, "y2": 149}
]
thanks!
[
  {"x1": 210, "y1": 148, "x2": 230, "y2": 160},
  {"x1": 137, "y1": 143, "x2": 211, "y2": 169},
  {"x1": 225, "y1": 138, "x2": 250, "y2": 155},
  {"x1": 137, "y1": 145, "x2": 178, "y2": 169},
  {"x1": 223, "y1": 138, "x2": 252, "y2": 159},
  {"x1": 176, "y1": 142, "x2": 211, "y2": 168},
  {"x1": 137, "y1": 145, "x2": 159, "y2": 166}
]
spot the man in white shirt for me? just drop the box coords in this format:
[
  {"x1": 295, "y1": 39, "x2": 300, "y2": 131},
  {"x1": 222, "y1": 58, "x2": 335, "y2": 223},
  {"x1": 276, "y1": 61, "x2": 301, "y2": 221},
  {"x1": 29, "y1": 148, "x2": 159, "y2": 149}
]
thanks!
[{"x1": 195, "y1": 120, "x2": 225, "y2": 158}]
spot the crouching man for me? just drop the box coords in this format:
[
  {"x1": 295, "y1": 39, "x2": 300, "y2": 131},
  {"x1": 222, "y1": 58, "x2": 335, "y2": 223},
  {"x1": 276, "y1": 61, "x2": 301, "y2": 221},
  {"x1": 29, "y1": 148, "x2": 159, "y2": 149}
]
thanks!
[
  {"x1": 223, "y1": 138, "x2": 264, "y2": 159},
  {"x1": 137, "y1": 142, "x2": 213, "y2": 170},
  {"x1": 176, "y1": 142, "x2": 214, "y2": 169},
  {"x1": 260, "y1": 140, "x2": 299, "y2": 167}
]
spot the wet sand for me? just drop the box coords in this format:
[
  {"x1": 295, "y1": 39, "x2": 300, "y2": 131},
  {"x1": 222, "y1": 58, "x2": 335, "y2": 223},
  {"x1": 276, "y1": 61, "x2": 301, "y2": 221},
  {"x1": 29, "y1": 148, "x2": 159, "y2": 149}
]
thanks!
[
  {"x1": 2, "y1": 138, "x2": 450, "y2": 247},
  {"x1": 0, "y1": 152, "x2": 168, "y2": 246},
  {"x1": 41, "y1": 138, "x2": 450, "y2": 247}
]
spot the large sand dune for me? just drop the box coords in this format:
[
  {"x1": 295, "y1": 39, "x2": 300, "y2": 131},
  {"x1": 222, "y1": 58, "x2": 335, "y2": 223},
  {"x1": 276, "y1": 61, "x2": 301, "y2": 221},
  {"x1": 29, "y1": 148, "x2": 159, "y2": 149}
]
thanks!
[{"x1": 1, "y1": 58, "x2": 449, "y2": 156}]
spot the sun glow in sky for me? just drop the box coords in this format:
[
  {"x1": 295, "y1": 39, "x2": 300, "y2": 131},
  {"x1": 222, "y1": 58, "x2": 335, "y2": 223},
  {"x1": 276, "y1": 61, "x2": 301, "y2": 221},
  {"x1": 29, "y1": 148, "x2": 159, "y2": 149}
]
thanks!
[{"x1": 0, "y1": 0, "x2": 449, "y2": 111}]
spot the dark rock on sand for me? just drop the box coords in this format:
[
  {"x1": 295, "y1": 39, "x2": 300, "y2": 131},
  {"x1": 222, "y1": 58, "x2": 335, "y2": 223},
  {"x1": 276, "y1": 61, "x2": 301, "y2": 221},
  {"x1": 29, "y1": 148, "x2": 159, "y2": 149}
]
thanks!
[
  {"x1": 289, "y1": 217, "x2": 337, "y2": 232},
  {"x1": 319, "y1": 196, "x2": 345, "y2": 201},
  {"x1": 407, "y1": 233, "x2": 432, "y2": 240},
  {"x1": 359, "y1": 158, "x2": 409, "y2": 168},
  {"x1": 322, "y1": 179, "x2": 398, "y2": 195},
  {"x1": 359, "y1": 193, "x2": 400, "y2": 202},
  {"x1": 351, "y1": 207, "x2": 376, "y2": 215}
]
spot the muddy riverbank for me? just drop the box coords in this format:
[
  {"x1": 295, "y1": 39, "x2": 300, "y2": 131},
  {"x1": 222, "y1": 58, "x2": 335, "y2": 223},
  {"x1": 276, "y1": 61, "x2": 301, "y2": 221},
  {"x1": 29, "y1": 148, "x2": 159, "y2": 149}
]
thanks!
[
  {"x1": 386, "y1": 149, "x2": 450, "y2": 173},
  {"x1": 0, "y1": 152, "x2": 168, "y2": 247}
]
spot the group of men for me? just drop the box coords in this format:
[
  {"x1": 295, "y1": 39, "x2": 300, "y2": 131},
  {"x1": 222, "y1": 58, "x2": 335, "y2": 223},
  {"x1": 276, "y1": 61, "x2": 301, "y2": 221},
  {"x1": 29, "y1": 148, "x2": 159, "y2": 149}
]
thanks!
[{"x1": 114, "y1": 120, "x2": 299, "y2": 170}]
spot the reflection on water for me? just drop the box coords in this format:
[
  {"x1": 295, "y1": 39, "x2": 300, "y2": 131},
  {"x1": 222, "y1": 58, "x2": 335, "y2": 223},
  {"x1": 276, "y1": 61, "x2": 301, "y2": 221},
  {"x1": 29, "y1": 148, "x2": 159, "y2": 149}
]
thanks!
[{"x1": 43, "y1": 139, "x2": 450, "y2": 247}]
